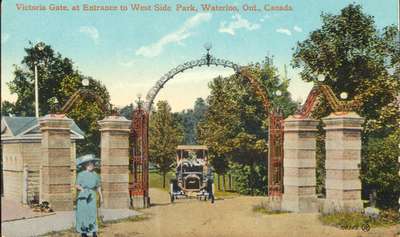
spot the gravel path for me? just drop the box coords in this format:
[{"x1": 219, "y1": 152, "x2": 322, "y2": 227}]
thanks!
[
  {"x1": 23, "y1": 188, "x2": 398, "y2": 237},
  {"x1": 97, "y1": 188, "x2": 399, "y2": 237},
  {"x1": 2, "y1": 208, "x2": 141, "y2": 237},
  {"x1": 1, "y1": 197, "x2": 52, "y2": 221}
]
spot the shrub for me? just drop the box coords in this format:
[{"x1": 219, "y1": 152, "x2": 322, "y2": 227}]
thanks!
[
  {"x1": 319, "y1": 209, "x2": 400, "y2": 230},
  {"x1": 229, "y1": 161, "x2": 267, "y2": 196},
  {"x1": 320, "y1": 211, "x2": 368, "y2": 230},
  {"x1": 378, "y1": 209, "x2": 400, "y2": 225},
  {"x1": 361, "y1": 133, "x2": 400, "y2": 209}
]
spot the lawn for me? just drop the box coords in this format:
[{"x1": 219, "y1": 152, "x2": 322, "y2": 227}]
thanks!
[{"x1": 149, "y1": 170, "x2": 174, "y2": 191}]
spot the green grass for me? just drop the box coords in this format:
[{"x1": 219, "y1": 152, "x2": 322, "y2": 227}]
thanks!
[
  {"x1": 320, "y1": 211, "x2": 369, "y2": 230},
  {"x1": 252, "y1": 201, "x2": 290, "y2": 215},
  {"x1": 99, "y1": 214, "x2": 149, "y2": 226},
  {"x1": 39, "y1": 228, "x2": 75, "y2": 237},
  {"x1": 319, "y1": 209, "x2": 400, "y2": 230},
  {"x1": 149, "y1": 171, "x2": 174, "y2": 191}
]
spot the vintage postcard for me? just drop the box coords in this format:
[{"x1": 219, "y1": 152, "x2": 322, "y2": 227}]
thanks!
[{"x1": 1, "y1": 0, "x2": 400, "y2": 236}]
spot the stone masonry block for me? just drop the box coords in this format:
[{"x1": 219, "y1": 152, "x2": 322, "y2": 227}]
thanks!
[
  {"x1": 101, "y1": 165, "x2": 129, "y2": 174},
  {"x1": 284, "y1": 186, "x2": 316, "y2": 196},
  {"x1": 284, "y1": 167, "x2": 315, "y2": 177},
  {"x1": 325, "y1": 160, "x2": 360, "y2": 170},
  {"x1": 100, "y1": 149, "x2": 130, "y2": 165},
  {"x1": 326, "y1": 169, "x2": 360, "y2": 180},
  {"x1": 325, "y1": 149, "x2": 361, "y2": 161},
  {"x1": 101, "y1": 173, "x2": 129, "y2": 183},
  {"x1": 284, "y1": 158, "x2": 316, "y2": 168},
  {"x1": 284, "y1": 149, "x2": 316, "y2": 161}
]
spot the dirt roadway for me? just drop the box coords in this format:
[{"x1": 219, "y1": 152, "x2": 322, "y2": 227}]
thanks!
[
  {"x1": 49, "y1": 188, "x2": 399, "y2": 237},
  {"x1": 92, "y1": 188, "x2": 399, "y2": 237}
]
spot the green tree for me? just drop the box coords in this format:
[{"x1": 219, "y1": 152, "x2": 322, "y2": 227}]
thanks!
[
  {"x1": 149, "y1": 101, "x2": 184, "y2": 188},
  {"x1": 119, "y1": 103, "x2": 134, "y2": 120},
  {"x1": 292, "y1": 4, "x2": 400, "y2": 207},
  {"x1": 0, "y1": 101, "x2": 16, "y2": 116},
  {"x1": 292, "y1": 4, "x2": 399, "y2": 129},
  {"x1": 198, "y1": 59, "x2": 297, "y2": 195},
  {"x1": 193, "y1": 98, "x2": 207, "y2": 123},
  {"x1": 361, "y1": 130, "x2": 400, "y2": 209},
  {"x1": 59, "y1": 74, "x2": 111, "y2": 156},
  {"x1": 175, "y1": 109, "x2": 196, "y2": 144},
  {"x1": 3, "y1": 42, "x2": 111, "y2": 155},
  {"x1": 175, "y1": 97, "x2": 208, "y2": 144}
]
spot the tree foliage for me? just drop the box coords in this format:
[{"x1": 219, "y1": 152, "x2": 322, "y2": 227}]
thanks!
[
  {"x1": 149, "y1": 101, "x2": 184, "y2": 188},
  {"x1": 119, "y1": 103, "x2": 134, "y2": 120},
  {"x1": 361, "y1": 131, "x2": 400, "y2": 209},
  {"x1": 2, "y1": 42, "x2": 111, "y2": 156},
  {"x1": 292, "y1": 4, "x2": 400, "y2": 207},
  {"x1": 175, "y1": 98, "x2": 208, "y2": 144},
  {"x1": 198, "y1": 59, "x2": 297, "y2": 195},
  {"x1": 292, "y1": 4, "x2": 399, "y2": 131}
]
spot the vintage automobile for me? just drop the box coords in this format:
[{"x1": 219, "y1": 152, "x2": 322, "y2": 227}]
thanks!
[{"x1": 170, "y1": 145, "x2": 215, "y2": 203}]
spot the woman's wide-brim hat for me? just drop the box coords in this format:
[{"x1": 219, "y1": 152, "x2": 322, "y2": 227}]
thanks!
[{"x1": 76, "y1": 154, "x2": 100, "y2": 168}]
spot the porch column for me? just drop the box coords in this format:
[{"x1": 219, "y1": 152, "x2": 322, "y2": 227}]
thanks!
[
  {"x1": 282, "y1": 116, "x2": 319, "y2": 212},
  {"x1": 99, "y1": 116, "x2": 131, "y2": 209},
  {"x1": 323, "y1": 112, "x2": 364, "y2": 212},
  {"x1": 39, "y1": 114, "x2": 73, "y2": 211}
]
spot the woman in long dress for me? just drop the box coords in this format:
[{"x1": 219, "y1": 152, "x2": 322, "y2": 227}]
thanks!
[{"x1": 75, "y1": 155, "x2": 103, "y2": 237}]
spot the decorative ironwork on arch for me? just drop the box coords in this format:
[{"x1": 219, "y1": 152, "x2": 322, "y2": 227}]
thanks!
[
  {"x1": 144, "y1": 53, "x2": 241, "y2": 112},
  {"x1": 130, "y1": 50, "x2": 285, "y2": 208},
  {"x1": 295, "y1": 83, "x2": 361, "y2": 118},
  {"x1": 60, "y1": 88, "x2": 110, "y2": 114}
]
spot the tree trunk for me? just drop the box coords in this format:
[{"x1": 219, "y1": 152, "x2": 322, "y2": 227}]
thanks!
[
  {"x1": 228, "y1": 174, "x2": 232, "y2": 190},
  {"x1": 217, "y1": 174, "x2": 221, "y2": 191},
  {"x1": 250, "y1": 161, "x2": 255, "y2": 196},
  {"x1": 222, "y1": 174, "x2": 226, "y2": 192},
  {"x1": 162, "y1": 172, "x2": 166, "y2": 189}
]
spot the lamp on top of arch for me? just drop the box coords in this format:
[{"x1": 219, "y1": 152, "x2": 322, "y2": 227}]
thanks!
[
  {"x1": 340, "y1": 92, "x2": 348, "y2": 100},
  {"x1": 317, "y1": 74, "x2": 326, "y2": 82},
  {"x1": 203, "y1": 42, "x2": 212, "y2": 51},
  {"x1": 82, "y1": 78, "x2": 90, "y2": 87}
]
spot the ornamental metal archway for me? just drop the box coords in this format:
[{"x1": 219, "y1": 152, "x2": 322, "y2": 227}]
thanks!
[
  {"x1": 59, "y1": 88, "x2": 111, "y2": 114},
  {"x1": 294, "y1": 82, "x2": 361, "y2": 118},
  {"x1": 129, "y1": 49, "x2": 284, "y2": 208}
]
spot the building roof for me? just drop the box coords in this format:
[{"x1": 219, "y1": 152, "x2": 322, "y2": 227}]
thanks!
[{"x1": 1, "y1": 116, "x2": 84, "y2": 141}]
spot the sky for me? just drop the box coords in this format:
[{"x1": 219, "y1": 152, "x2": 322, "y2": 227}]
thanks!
[{"x1": 1, "y1": 0, "x2": 399, "y2": 112}]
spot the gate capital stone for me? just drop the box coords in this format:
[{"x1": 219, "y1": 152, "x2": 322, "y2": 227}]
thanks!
[
  {"x1": 39, "y1": 114, "x2": 72, "y2": 130},
  {"x1": 98, "y1": 115, "x2": 131, "y2": 132},
  {"x1": 322, "y1": 112, "x2": 364, "y2": 130},
  {"x1": 284, "y1": 116, "x2": 319, "y2": 130}
]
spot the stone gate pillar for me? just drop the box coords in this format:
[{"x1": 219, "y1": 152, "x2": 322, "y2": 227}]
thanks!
[
  {"x1": 39, "y1": 114, "x2": 73, "y2": 211},
  {"x1": 99, "y1": 116, "x2": 131, "y2": 209},
  {"x1": 282, "y1": 116, "x2": 319, "y2": 212},
  {"x1": 323, "y1": 112, "x2": 364, "y2": 212}
]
